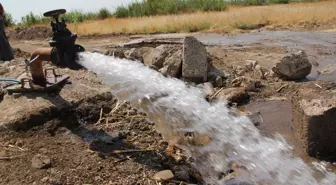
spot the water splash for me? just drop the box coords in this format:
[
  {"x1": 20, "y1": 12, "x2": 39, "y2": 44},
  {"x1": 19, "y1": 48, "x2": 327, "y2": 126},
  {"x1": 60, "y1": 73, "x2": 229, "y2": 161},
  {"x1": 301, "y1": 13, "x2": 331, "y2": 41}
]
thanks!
[{"x1": 77, "y1": 52, "x2": 336, "y2": 185}]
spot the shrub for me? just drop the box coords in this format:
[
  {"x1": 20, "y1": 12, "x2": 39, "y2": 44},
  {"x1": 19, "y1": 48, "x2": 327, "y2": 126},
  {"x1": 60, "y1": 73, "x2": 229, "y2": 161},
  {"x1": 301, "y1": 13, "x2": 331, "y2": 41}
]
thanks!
[
  {"x1": 4, "y1": 12, "x2": 14, "y2": 27},
  {"x1": 98, "y1": 8, "x2": 111, "y2": 19},
  {"x1": 21, "y1": 12, "x2": 40, "y2": 27},
  {"x1": 114, "y1": 0, "x2": 228, "y2": 18}
]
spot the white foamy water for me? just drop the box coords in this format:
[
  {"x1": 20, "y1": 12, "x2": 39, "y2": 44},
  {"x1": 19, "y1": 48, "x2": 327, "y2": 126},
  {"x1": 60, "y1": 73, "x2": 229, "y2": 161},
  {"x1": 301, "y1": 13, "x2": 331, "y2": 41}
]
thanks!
[{"x1": 77, "y1": 52, "x2": 336, "y2": 185}]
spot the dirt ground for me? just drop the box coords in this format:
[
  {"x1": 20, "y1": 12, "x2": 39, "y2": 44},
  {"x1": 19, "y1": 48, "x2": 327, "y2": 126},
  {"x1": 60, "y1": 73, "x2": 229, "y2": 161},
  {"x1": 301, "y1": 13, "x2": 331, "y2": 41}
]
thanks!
[{"x1": 1, "y1": 28, "x2": 336, "y2": 185}]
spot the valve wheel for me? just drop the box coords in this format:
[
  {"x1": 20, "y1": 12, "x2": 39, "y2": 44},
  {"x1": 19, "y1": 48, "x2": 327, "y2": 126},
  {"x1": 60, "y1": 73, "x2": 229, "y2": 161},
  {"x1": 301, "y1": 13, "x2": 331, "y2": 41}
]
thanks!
[{"x1": 43, "y1": 9, "x2": 66, "y2": 19}]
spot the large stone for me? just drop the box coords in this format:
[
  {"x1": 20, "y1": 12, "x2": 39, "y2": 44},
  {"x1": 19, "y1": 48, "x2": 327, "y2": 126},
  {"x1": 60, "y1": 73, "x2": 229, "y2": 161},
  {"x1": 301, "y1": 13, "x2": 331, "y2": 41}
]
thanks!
[
  {"x1": 182, "y1": 36, "x2": 208, "y2": 83},
  {"x1": 139, "y1": 47, "x2": 156, "y2": 65},
  {"x1": 292, "y1": 84, "x2": 336, "y2": 158},
  {"x1": 124, "y1": 48, "x2": 144, "y2": 63},
  {"x1": 159, "y1": 50, "x2": 182, "y2": 78},
  {"x1": 104, "y1": 48, "x2": 127, "y2": 59},
  {"x1": 272, "y1": 50, "x2": 312, "y2": 80},
  {"x1": 151, "y1": 45, "x2": 170, "y2": 69}
]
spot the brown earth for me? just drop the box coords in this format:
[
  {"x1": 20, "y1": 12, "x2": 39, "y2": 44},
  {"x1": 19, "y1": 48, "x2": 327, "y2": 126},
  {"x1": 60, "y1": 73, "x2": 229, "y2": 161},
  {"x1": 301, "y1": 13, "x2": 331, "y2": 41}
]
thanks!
[
  {"x1": 1, "y1": 29, "x2": 336, "y2": 184},
  {"x1": 7, "y1": 27, "x2": 52, "y2": 41}
]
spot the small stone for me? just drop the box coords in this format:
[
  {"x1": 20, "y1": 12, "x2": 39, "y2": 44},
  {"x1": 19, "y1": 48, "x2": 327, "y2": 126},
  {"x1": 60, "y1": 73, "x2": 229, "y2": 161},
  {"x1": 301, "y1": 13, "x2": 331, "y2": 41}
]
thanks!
[
  {"x1": 32, "y1": 154, "x2": 51, "y2": 169},
  {"x1": 216, "y1": 87, "x2": 249, "y2": 104},
  {"x1": 41, "y1": 177, "x2": 50, "y2": 183},
  {"x1": 149, "y1": 65, "x2": 159, "y2": 71},
  {"x1": 245, "y1": 60, "x2": 258, "y2": 71},
  {"x1": 174, "y1": 166, "x2": 190, "y2": 181},
  {"x1": 153, "y1": 170, "x2": 175, "y2": 181},
  {"x1": 0, "y1": 88, "x2": 4, "y2": 98},
  {"x1": 3, "y1": 61, "x2": 10, "y2": 68},
  {"x1": 94, "y1": 176, "x2": 103, "y2": 182},
  {"x1": 235, "y1": 66, "x2": 245, "y2": 76},
  {"x1": 9, "y1": 66, "x2": 15, "y2": 71},
  {"x1": 13, "y1": 93, "x2": 22, "y2": 99},
  {"x1": 207, "y1": 66, "x2": 229, "y2": 79},
  {"x1": 214, "y1": 76, "x2": 223, "y2": 87},
  {"x1": 0, "y1": 66, "x2": 9, "y2": 75},
  {"x1": 15, "y1": 139, "x2": 24, "y2": 147},
  {"x1": 0, "y1": 150, "x2": 7, "y2": 157},
  {"x1": 231, "y1": 76, "x2": 261, "y2": 92}
]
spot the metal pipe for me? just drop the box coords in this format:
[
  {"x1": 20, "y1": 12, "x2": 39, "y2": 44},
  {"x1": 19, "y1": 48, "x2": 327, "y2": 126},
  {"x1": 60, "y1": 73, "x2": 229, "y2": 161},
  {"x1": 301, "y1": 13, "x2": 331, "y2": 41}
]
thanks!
[{"x1": 29, "y1": 48, "x2": 53, "y2": 87}]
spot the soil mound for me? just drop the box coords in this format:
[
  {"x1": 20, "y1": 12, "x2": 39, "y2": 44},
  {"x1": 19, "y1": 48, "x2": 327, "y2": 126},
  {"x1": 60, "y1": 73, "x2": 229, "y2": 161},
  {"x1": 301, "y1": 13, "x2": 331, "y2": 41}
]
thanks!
[{"x1": 8, "y1": 26, "x2": 52, "y2": 40}]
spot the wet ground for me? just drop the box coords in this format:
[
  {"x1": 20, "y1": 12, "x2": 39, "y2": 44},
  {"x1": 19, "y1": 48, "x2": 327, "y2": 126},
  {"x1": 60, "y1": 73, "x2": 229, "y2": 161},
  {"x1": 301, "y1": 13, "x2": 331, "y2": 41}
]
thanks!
[
  {"x1": 245, "y1": 100, "x2": 336, "y2": 174},
  {"x1": 2, "y1": 30, "x2": 336, "y2": 184}
]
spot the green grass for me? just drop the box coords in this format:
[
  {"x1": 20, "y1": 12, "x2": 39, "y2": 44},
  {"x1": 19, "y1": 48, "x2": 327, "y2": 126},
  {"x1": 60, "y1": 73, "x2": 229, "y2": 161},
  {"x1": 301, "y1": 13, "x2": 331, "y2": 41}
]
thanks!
[
  {"x1": 114, "y1": 0, "x2": 228, "y2": 18},
  {"x1": 4, "y1": 12, "x2": 14, "y2": 27},
  {"x1": 14, "y1": 0, "x2": 322, "y2": 27},
  {"x1": 18, "y1": 8, "x2": 113, "y2": 27}
]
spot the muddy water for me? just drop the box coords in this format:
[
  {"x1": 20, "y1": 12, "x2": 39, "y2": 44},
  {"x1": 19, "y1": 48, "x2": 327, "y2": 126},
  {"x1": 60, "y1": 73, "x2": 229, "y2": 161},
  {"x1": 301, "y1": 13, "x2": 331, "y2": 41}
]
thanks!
[{"x1": 243, "y1": 100, "x2": 336, "y2": 174}]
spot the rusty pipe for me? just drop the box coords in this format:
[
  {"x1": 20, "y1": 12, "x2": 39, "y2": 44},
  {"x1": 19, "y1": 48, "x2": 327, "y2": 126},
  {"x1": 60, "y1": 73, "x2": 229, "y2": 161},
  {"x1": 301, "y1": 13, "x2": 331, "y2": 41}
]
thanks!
[{"x1": 29, "y1": 47, "x2": 53, "y2": 87}]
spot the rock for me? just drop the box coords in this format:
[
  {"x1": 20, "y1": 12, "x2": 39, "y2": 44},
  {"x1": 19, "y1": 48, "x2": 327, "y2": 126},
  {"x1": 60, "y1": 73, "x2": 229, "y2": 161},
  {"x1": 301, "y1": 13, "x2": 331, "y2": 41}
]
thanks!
[
  {"x1": 244, "y1": 111, "x2": 263, "y2": 127},
  {"x1": 208, "y1": 66, "x2": 229, "y2": 79},
  {"x1": 245, "y1": 60, "x2": 258, "y2": 71},
  {"x1": 0, "y1": 66, "x2": 9, "y2": 75},
  {"x1": 153, "y1": 170, "x2": 174, "y2": 181},
  {"x1": 12, "y1": 93, "x2": 22, "y2": 99},
  {"x1": 124, "y1": 48, "x2": 144, "y2": 63},
  {"x1": 255, "y1": 64, "x2": 269, "y2": 79},
  {"x1": 0, "y1": 150, "x2": 7, "y2": 157},
  {"x1": 231, "y1": 76, "x2": 262, "y2": 92},
  {"x1": 214, "y1": 76, "x2": 223, "y2": 87},
  {"x1": 292, "y1": 86, "x2": 336, "y2": 158},
  {"x1": 215, "y1": 88, "x2": 249, "y2": 104},
  {"x1": 32, "y1": 154, "x2": 51, "y2": 169},
  {"x1": 0, "y1": 88, "x2": 4, "y2": 98},
  {"x1": 272, "y1": 50, "x2": 312, "y2": 80},
  {"x1": 9, "y1": 66, "x2": 15, "y2": 71},
  {"x1": 207, "y1": 66, "x2": 229, "y2": 87},
  {"x1": 235, "y1": 66, "x2": 245, "y2": 76},
  {"x1": 149, "y1": 65, "x2": 159, "y2": 71},
  {"x1": 159, "y1": 50, "x2": 183, "y2": 78},
  {"x1": 174, "y1": 166, "x2": 190, "y2": 181},
  {"x1": 104, "y1": 48, "x2": 127, "y2": 59},
  {"x1": 152, "y1": 45, "x2": 169, "y2": 69},
  {"x1": 15, "y1": 139, "x2": 24, "y2": 147},
  {"x1": 182, "y1": 36, "x2": 208, "y2": 83},
  {"x1": 3, "y1": 61, "x2": 10, "y2": 68}
]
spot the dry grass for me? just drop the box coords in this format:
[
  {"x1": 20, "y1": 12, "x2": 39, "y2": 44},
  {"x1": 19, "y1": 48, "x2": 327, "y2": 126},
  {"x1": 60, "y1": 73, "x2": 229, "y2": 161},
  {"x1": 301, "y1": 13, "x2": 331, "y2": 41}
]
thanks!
[{"x1": 67, "y1": 1, "x2": 336, "y2": 35}]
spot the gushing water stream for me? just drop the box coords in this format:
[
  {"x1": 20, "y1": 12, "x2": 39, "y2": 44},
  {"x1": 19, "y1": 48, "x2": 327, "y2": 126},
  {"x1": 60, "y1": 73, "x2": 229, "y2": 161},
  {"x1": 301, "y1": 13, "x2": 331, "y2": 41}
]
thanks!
[{"x1": 77, "y1": 52, "x2": 336, "y2": 185}]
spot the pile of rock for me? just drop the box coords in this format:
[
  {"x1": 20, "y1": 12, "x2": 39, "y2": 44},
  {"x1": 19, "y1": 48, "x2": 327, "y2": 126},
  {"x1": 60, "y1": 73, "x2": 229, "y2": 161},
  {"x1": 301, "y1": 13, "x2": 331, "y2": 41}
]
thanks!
[
  {"x1": 105, "y1": 36, "x2": 229, "y2": 89},
  {"x1": 103, "y1": 37, "x2": 313, "y2": 107}
]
